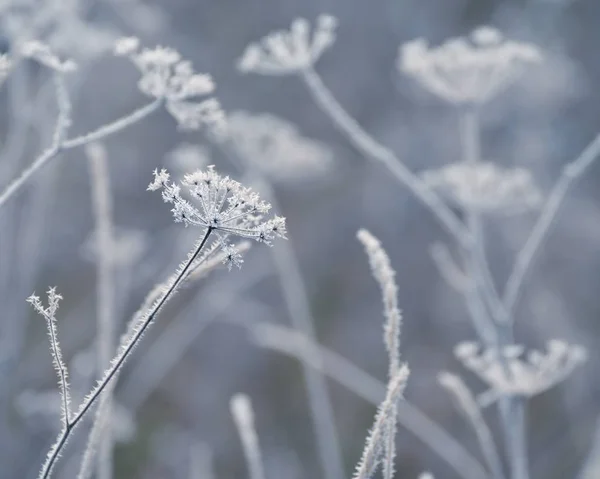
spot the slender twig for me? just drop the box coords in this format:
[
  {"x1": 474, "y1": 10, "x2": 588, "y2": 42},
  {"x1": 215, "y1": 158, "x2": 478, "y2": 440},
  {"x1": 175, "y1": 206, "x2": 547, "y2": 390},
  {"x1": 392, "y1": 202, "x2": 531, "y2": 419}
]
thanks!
[
  {"x1": 230, "y1": 395, "x2": 266, "y2": 479},
  {"x1": 300, "y1": 67, "x2": 471, "y2": 249},
  {"x1": 438, "y1": 372, "x2": 506, "y2": 479},
  {"x1": 503, "y1": 132, "x2": 600, "y2": 314},
  {"x1": 38, "y1": 228, "x2": 213, "y2": 479},
  {"x1": 0, "y1": 98, "x2": 162, "y2": 211},
  {"x1": 84, "y1": 143, "x2": 116, "y2": 479}
]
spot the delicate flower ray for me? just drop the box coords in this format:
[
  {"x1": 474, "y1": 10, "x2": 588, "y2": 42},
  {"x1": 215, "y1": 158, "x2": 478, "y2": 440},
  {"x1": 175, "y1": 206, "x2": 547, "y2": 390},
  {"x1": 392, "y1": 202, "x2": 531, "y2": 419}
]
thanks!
[
  {"x1": 399, "y1": 26, "x2": 542, "y2": 105},
  {"x1": 227, "y1": 110, "x2": 333, "y2": 181},
  {"x1": 454, "y1": 340, "x2": 587, "y2": 401},
  {"x1": 149, "y1": 166, "x2": 286, "y2": 250},
  {"x1": 237, "y1": 15, "x2": 337, "y2": 75},
  {"x1": 421, "y1": 162, "x2": 542, "y2": 214},
  {"x1": 21, "y1": 40, "x2": 77, "y2": 72},
  {"x1": 115, "y1": 38, "x2": 226, "y2": 133}
]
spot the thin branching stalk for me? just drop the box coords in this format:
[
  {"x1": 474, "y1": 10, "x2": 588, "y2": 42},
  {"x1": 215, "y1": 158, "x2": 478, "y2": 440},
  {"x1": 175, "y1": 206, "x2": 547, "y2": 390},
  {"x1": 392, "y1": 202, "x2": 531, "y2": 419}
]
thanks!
[
  {"x1": 0, "y1": 98, "x2": 162, "y2": 211},
  {"x1": 300, "y1": 66, "x2": 471, "y2": 249},
  {"x1": 250, "y1": 321, "x2": 489, "y2": 479},
  {"x1": 38, "y1": 227, "x2": 213, "y2": 479},
  {"x1": 439, "y1": 372, "x2": 505, "y2": 479},
  {"x1": 356, "y1": 229, "x2": 402, "y2": 479},
  {"x1": 230, "y1": 394, "x2": 266, "y2": 479},
  {"x1": 503, "y1": 131, "x2": 600, "y2": 314}
]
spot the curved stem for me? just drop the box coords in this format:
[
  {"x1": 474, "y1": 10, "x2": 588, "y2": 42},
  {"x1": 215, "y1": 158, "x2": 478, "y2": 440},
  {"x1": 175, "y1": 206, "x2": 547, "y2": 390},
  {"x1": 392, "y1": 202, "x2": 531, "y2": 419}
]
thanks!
[{"x1": 300, "y1": 67, "x2": 471, "y2": 249}]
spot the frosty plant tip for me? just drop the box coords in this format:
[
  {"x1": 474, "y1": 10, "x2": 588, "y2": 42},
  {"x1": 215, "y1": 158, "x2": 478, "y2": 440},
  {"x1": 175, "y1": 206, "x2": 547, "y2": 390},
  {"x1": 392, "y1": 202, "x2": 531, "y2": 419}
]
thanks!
[
  {"x1": 237, "y1": 14, "x2": 337, "y2": 75},
  {"x1": 115, "y1": 37, "x2": 226, "y2": 133},
  {"x1": 149, "y1": 165, "x2": 287, "y2": 269},
  {"x1": 399, "y1": 26, "x2": 542, "y2": 105}
]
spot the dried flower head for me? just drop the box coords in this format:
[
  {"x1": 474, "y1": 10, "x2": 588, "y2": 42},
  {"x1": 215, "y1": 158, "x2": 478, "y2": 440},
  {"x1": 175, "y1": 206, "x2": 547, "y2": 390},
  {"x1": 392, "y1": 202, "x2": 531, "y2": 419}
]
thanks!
[
  {"x1": 454, "y1": 339, "x2": 587, "y2": 399},
  {"x1": 227, "y1": 110, "x2": 332, "y2": 181},
  {"x1": 115, "y1": 37, "x2": 225, "y2": 133},
  {"x1": 399, "y1": 26, "x2": 542, "y2": 104},
  {"x1": 149, "y1": 166, "x2": 286, "y2": 266},
  {"x1": 21, "y1": 40, "x2": 77, "y2": 72},
  {"x1": 237, "y1": 14, "x2": 337, "y2": 75},
  {"x1": 421, "y1": 161, "x2": 542, "y2": 214}
]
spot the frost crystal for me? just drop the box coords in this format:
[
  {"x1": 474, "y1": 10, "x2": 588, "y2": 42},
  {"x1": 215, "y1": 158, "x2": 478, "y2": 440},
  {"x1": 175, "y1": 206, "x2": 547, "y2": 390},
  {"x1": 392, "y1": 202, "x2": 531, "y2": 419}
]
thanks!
[
  {"x1": 237, "y1": 15, "x2": 337, "y2": 75},
  {"x1": 115, "y1": 38, "x2": 225, "y2": 133},
  {"x1": 21, "y1": 40, "x2": 77, "y2": 72},
  {"x1": 421, "y1": 161, "x2": 542, "y2": 214},
  {"x1": 227, "y1": 111, "x2": 332, "y2": 181},
  {"x1": 454, "y1": 340, "x2": 587, "y2": 398},
  {"x1": 148, "y1": 166, "x2": 286, "y2": 266},
  {"x1": 399, "y1": 26, "x2": 542, "y2": 104}
]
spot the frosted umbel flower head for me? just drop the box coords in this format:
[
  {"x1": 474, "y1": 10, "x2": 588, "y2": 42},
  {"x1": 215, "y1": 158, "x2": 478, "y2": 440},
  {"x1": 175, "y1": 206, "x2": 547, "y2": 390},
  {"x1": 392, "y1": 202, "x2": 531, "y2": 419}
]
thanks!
[
  {"x1": 421, "y1": 161, "x2": 542, "y2": 214},
  {"x1": 399, "y1": 26, "x2": 542, "y2": 105},
  {"x1": 454, "y1": 340, "x2": 587, "y2": 400},
  {"x1": 115, "y1": 37, "x2": 225, "y2": 133},
  {"x1": 237, "y1": 15, "x2": 337, "y2": 75},
  {"x1": 149, "y1": 166, "x2": 286, "y2": 269},
  {"x1": 227, "y1": 110, "x2": 332, "y2": 181}
]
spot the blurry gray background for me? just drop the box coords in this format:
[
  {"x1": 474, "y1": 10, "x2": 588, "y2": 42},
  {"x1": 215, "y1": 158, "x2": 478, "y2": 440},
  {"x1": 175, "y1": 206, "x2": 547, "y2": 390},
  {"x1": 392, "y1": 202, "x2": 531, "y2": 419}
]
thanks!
[{"x1": 0, "y1": 0, "x2": 599, "y2": 478}]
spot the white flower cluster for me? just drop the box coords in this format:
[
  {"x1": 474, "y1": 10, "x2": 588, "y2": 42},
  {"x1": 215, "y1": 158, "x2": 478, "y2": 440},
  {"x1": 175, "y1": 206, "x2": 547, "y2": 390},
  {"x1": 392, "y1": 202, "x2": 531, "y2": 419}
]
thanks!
[
  {"x1": 114, "y1": 37, "x2": 225, "y2": 133},
  {"x1": 399, "y1": 26, "x2": 542, "y2": 105},
  {"x1": 237, "y1": 15, "x2": 337, "y2": 75},
  {"x1": 227, "y1": 111, "x2": 332, "y2": 181},
  {"x1": 148, "y1": 166, "x2": 286, "y2": 270},
  {"x1": 454, "y1": 340, "x2": 587, "y2": 399},
  {"x1": 421, "y1": 161, "x2": 541, "y2": 214},
  {"x1": 21, "y1": 40, "x2": 77, "y2": 73}
]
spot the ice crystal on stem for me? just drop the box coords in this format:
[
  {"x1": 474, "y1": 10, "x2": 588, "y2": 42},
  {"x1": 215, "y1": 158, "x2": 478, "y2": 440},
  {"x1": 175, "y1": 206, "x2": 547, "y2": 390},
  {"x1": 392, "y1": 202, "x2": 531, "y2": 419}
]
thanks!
[
  {"x1": 421, "y1": 162, "x2": 542, "y2": 214},
  {"x1": 149, "y1": 166, "x2": 287, "y2": 264},
  {"x1": 454, "y1": 339, "x2": 587, "y2": 400},
  {"x1": 237, "y1": 14, "x2": 337, "y2": 75},
  {"x1": 114, "y1": 37, "x2": 225, "y2": 133},
  {"x1": 399, "y1": 26, "x2": 542, "y2": 105}
]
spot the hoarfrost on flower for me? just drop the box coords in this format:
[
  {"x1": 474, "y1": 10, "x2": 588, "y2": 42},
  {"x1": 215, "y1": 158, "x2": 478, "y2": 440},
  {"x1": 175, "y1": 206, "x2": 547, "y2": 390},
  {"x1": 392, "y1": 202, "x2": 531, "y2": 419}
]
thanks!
[
  {"x1": 454, "y1": 340, "x2": 587, "y2": 399},
  {"x1": 115, "y1": 38, "x2": 225, "y2": 133},
  {"x1": 227, "y1": 110, "x2": 332, "y2": 181},
  {"x1": 148, "y1": 165, "x2": 286, "y2": 265},
  {"x1": 237, "y1": 14, "x2": 337, "y2": 75},
  {"x1": 398, "y1": 26, "x2": 542, "y2": 104},
  {"x1": 421, "y1": 161, "x2": 542, "y2": 214}
]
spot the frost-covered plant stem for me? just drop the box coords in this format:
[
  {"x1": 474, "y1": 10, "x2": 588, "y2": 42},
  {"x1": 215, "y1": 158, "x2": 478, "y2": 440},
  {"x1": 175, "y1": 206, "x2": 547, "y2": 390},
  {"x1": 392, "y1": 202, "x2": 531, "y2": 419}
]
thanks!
[
  {"x1": 300, "y1": 66, "x2": 471, "y2": 249},
  {"x1": 503, "y1": 131, "x2": 600, "y2": 314},
  {"x1": 85, "y1": 143, "x2": 116, "y2": 479},
  {"x1": 38, "y1": 227, "x2": 213, "y2": 479},
  {"x1": 0, "y1": 97, "x2": 162, "y2": 211},
  {"x1": 459, "y1": 108, "x2": 527, "y2": 479},
  {"x1": 230, "y1": 395, "x2": 266, "y2": 479}
]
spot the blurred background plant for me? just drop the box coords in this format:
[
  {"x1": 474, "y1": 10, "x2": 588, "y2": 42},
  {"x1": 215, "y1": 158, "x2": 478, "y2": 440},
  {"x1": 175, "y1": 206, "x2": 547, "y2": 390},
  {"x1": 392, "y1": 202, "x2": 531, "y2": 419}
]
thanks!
[{"x1": 0, "y1": 0, "x2": 599, "y2": 478}]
